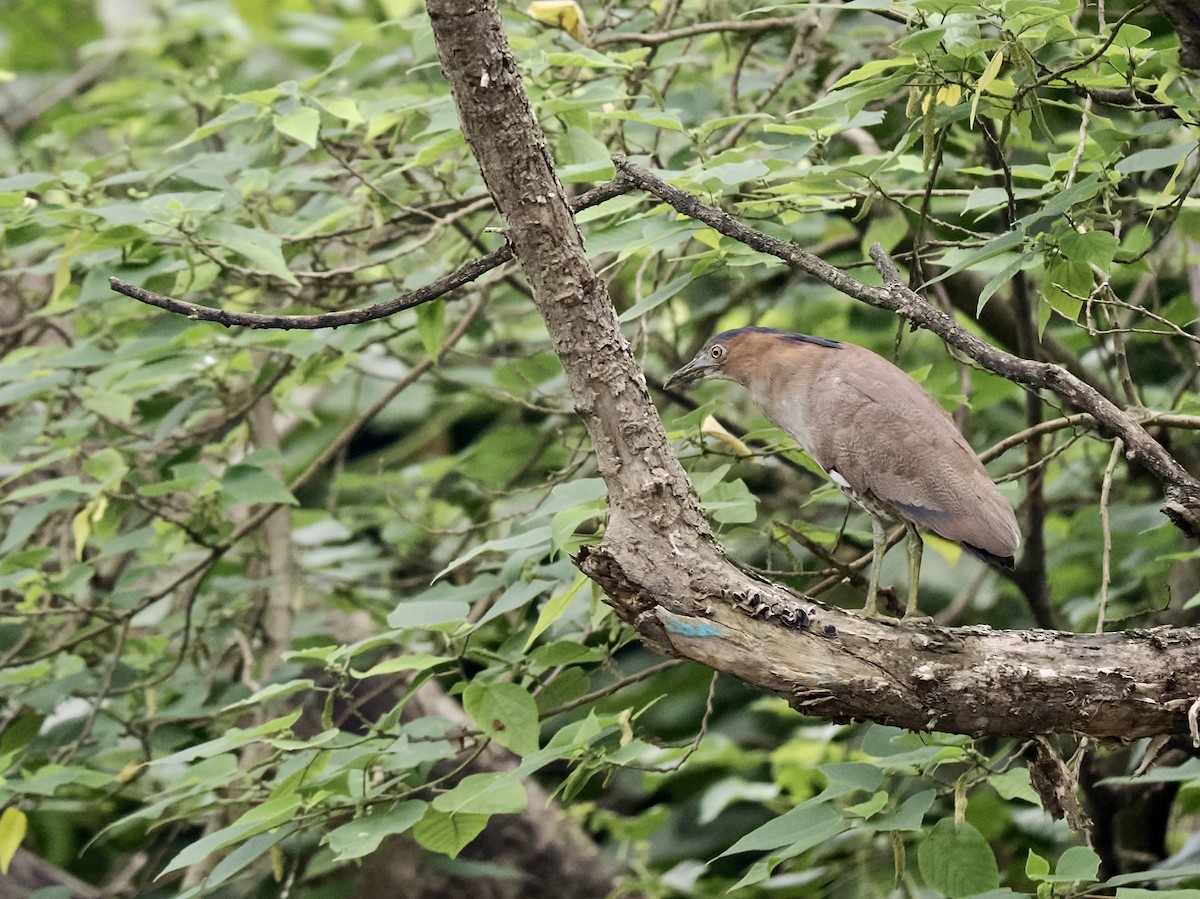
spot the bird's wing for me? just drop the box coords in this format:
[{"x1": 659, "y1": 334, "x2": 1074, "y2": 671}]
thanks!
[{"x1": 809, "y1": 351, "x2": 1018, "y2": 557}]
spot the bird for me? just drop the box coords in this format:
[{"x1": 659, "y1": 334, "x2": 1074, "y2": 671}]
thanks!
[{"x1": 664, "y1": 326, "x2": 1020, "y2": 619}]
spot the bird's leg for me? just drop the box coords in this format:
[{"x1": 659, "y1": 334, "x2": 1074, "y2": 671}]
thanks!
[
  {"x1": 904, "y1": 524, "x2": 923, "y2": 618},
  {"x1": 861, "y1": 516, "x2": 888, "y2": 617}
]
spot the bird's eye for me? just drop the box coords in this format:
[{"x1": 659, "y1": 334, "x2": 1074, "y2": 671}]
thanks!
[{"x1": 710, "y1": 344, "x2": 726, "y2": 361}]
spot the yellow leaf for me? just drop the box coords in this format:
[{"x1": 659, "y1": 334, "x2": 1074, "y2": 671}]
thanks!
[
  {"x1": 924, "y1": 533, "x2": 963, "y2": 567},
  {"x1": 72, "y1": 496, "x2": 108, "y2": 561},
  {"x1": 72, "y1": 507, "x2": 92, "y2": 561},
  {"x1": 701, "y1": 415, "x2": 754, "y2": 458},
  {"x1": 971, "y1": 49, "x2": 1004, "y2": 128},
  {"x1": 0, "y1": 808, "x2": 27, "y2": 875},
  {"x1": 526, "y1": 1, "x2": 588, "y2": 40},
  {"x1": 937, "y1": 84, "x2": 961, "y2": 106}
]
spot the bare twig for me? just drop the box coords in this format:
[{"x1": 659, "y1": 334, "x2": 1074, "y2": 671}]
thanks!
[{"x1": 108, "y1": 178, "x2": 632, "y2": 330}]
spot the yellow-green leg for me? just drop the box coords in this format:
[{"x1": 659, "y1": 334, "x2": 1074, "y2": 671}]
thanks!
[
  {"x1": 904, "y1": 523, "x2": 923, "y2": 618},
  {"x1": 861, "y1": 517, "x2": 888, "y2": 617}
]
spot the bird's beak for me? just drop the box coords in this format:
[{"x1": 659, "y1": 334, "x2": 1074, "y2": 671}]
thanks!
[{"x1": 664, "y1": 352, "x2": 718, "y2": 390}]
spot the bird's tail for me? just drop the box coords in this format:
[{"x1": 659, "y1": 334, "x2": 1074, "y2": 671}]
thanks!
[{"x1": 962, "y1": 541, "x2": 1016, "y2": 570}]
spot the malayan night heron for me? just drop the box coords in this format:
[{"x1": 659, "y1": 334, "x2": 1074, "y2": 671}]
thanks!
[{"x1": 664, "y1": 327, "x2": 1021, "y2": 618}]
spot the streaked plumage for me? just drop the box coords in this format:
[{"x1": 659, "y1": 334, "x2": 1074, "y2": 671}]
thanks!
[{"x1": 665, "y1": 327, "x2": 1020, "y2": 618}]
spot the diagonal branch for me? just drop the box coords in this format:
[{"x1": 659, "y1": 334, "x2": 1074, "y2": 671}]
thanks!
[{"x1": 107, "y1": 179, "x2": 631, "y2": 330}]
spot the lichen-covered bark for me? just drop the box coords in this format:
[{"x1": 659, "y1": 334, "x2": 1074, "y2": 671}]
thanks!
[{"x1": 426, "y1": 0, "x2": 1200, "y2": 742}]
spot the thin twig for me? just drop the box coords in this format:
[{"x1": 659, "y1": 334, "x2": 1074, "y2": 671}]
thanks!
[{"x1": 108, "y1": 178, "x2": 632, "y2": 330}]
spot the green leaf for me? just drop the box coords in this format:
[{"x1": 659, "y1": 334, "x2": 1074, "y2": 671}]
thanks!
[
  {"x1": 924, "y1": 230, "x2": 1025, "y2": 288},
  {"x1": 1108, "y1": 23, "x2": 1151, "y2": 49},
  {"x1": 273, "y1": 107, "x2": 320, "y2": 148},
  {"x1": 431, "y1": 772, "x2": 528, "y2": 815},
  {"x1": 1105, "y1": 864, "x2": 1200, "y2": 887},
  {"x1": 412, "y1": 808, "x2": 490, "y2": 858},
  {"x1": 168, "y1": 102, "x2": 261, "y2": 150},
  {"x1": 386, "y1": 597, "x2": 473, "y2": 630},
  {"x1": 697, "y1": 159, "x2": 769, "y2": 188},
  {"x1": 977, "y1": 250, "x2": 1036, "y2": 314},
  {"x1": 432, "y1": 526, "x2": 552, "y2": 582},
  {"x1": 160, "y1": 792, "x2": 302, "y2": 876},
  {"x1": 220, "y1": 464, "x2": 298, "y2": 507},
  {"x1": 845, "y1": 790, "x2": 889, "y2": 819},
  {"x1": 0, "y1": 712, "x2": 44, "y2": 758},
  {"x1": 918, "y1": 818, "x2": 1000, "y2": 898},
  {"x1": 550, "y1": 498, "x2": 604, "y2": 554},
  {"x1": 1026, "y1": 850, "x2": 1051, "y2": 879},
  {"x1": 1052, "y1": 845, "x2": 1101, "y2": 883},
  {"x1": 861, "y1": 789, "x2": 935, "y2": 832},
  {"x1": 463, "y1": 681, "x2": 540, "y2": 756},
  {"x1": 351, "y1": 654, "x2": 452, "y2": 679},
  {"x1": 315, "y1": 96, "x2": 362, "y2": 124},
  {"x1": 1018, "y1": 173, "x2": 1102, "y2": 232},
  {"x1": 828, "y1": 56, "x2": 915, "y2": 89},
  {"x1": 1115, "y1": 142, "x2": 1196, "y2": 175},
  {"x1": 0, "y1": 808, "x2": 27, "y2": 875},
  {"x1": 525, "y1": 572, "x2": 588, "y2": 650},
  {"x1": 558, "y1": 125, "x2": 615, "y2": 182},
  {"x1": 206, "y1": 825, "x2": 297, "y2": 888},
  {"x1": 82, "y1": 390, "x2": 135, "y2": 424},
  {"x1": 1100, "y1": 757, "x2": 1200, "y2": 784},
  {"x1": 221, "y1": 679, "x2": 316, "y2": 712},
  {"x1": 988, "y1": 768, "x2": 1040, "y2": 804},
  {"x1": 474, "y1": 579, "x2": 553, "y2": 627},
  {"x1": 415, "y1": 299, "x2": 446, "y2": 362},
  {"x1": 1059, "y1": 230, "x2": 1119, "y2": 268},
  {"x1": 325, "y1": 801, "x2": 427, "y2": 860},
  {"x1": 617, "y1": 272, "x2": 695, "y2": 323},
  {"x1": 817, "y1": 762, "x2": 885, "y2": 796},
  {"x1": 197, "y1": 221, "x2": 300, "y2": 286},
  {"x1": 718, "y1": 801, "x2": 843, "y2": 857},
  {"x1": 151, "y1": 710, "x2": 302, "y2": 767},
  {"x1": 971, "y1": 48, "x2": 1004, "y2": 128}
]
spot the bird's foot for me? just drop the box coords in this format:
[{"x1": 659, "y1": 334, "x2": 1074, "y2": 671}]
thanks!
[{"x1": 858, "y1": 599, "x2": 932, "y2": 625}]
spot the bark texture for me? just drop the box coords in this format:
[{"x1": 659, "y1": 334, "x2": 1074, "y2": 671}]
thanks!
[
  {"x1": 1153, "y1": 0, "x2": 1200, "y2": 70},
  {"x1": 426, "y1": 0, "x2": 1200, "y2": 743}
]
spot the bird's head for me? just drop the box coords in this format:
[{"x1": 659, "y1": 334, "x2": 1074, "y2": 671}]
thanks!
[{"x1": 664, "y1": 327, "x2": 841, "y2": 390}]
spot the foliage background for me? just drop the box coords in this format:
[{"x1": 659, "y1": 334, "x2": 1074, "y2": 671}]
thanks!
[{"x1": 2, "y1": 0, "x2": 1200, "y2": 895}]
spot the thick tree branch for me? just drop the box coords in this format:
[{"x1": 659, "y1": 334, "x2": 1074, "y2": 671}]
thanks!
[
  {"x1": 1151, "y1": 0, "x2": 1200, "y2": 70},
  {"x1": 427, "y1": 0, "x2": 1200, "y2": 742}
]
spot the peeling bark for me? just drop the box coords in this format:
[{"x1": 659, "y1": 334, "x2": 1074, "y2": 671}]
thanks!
[{"x1": 581, "y1": 544, "x2": 1200, "y2": 740}]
